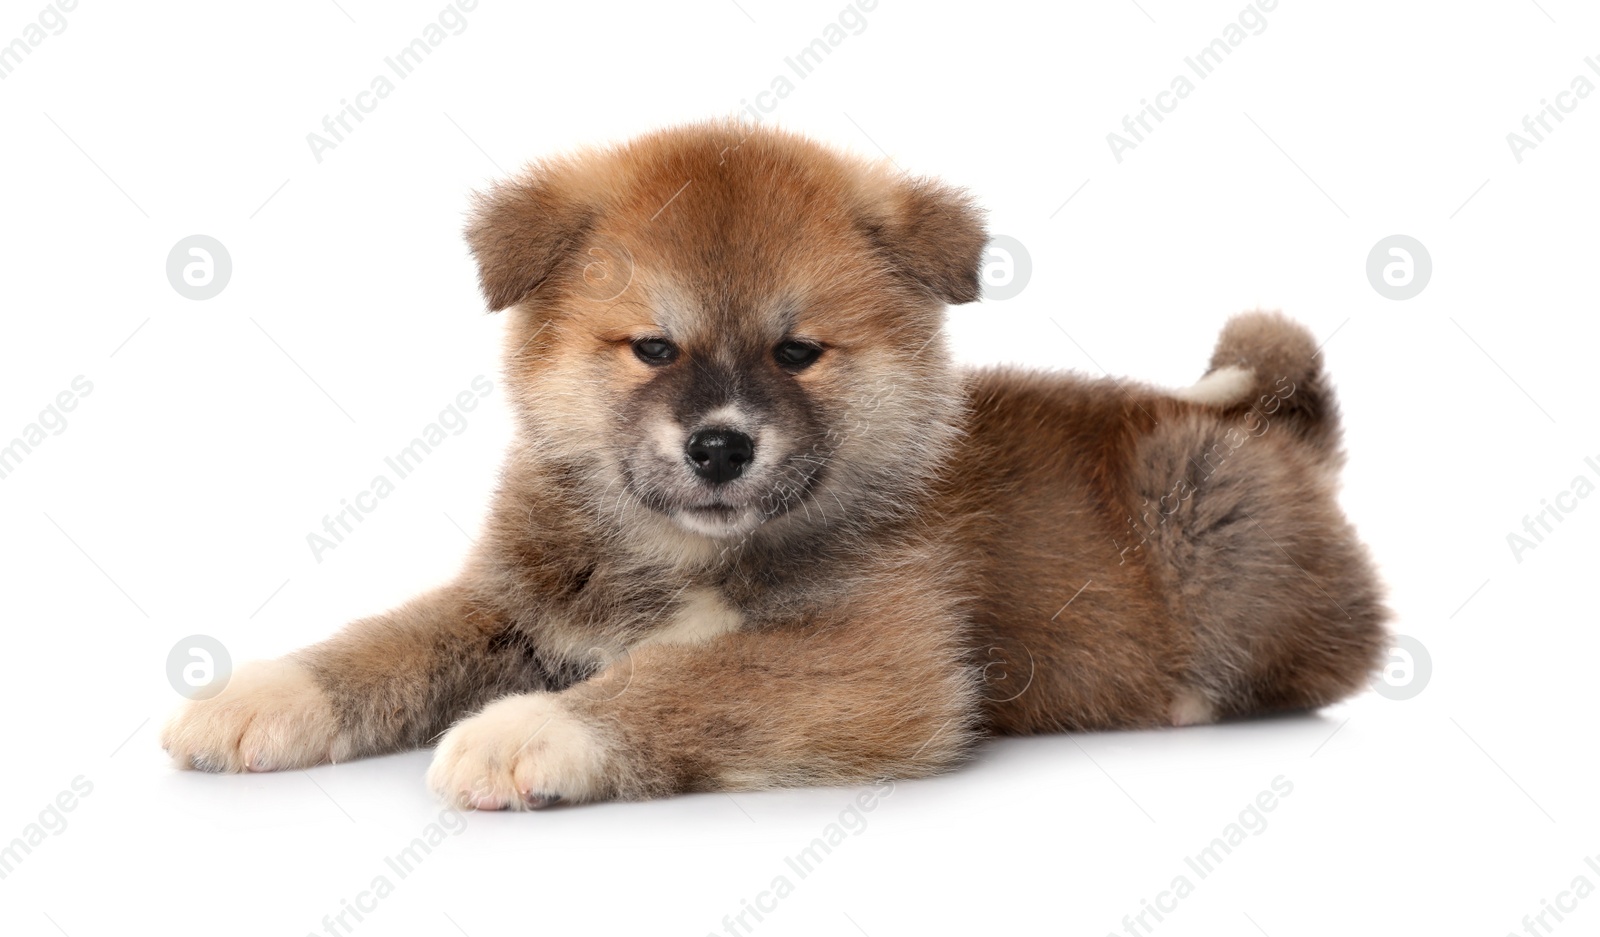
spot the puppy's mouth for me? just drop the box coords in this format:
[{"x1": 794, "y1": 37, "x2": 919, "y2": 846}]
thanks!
[
  {"x1": 682, "y1": 502, "x2": 739, "y2": 518},
  {"x1": 672, "y1": 501, "x2": 762, "y2": 537},
  {"x1": 617, "y1": 461, "x2": 766, "y2": 535},
  {"x1": 618, "y1": 440, "x2": 830, "y2": 539}
]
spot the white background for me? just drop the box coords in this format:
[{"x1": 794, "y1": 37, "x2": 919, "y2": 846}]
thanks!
[{"x1": 1, "y1": 1, "x2": 1597, "y2": 935}]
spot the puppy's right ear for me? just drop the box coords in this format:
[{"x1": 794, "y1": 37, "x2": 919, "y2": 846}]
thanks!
[{"x1": 465, "y1": 173, "x2": 591, "y2": 312}]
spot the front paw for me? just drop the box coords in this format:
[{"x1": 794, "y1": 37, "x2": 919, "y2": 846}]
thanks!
[
  {"x1": 426, "y1": 694, "x2": 611, "y2": 810},
  {"x1": 160, "y1": 658, "x2": 343, "y2": 773}
]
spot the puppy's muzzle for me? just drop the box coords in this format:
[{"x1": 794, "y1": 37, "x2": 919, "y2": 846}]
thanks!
[{"x1": 685, "y1": 428, "x2": 753, "y2": 485}]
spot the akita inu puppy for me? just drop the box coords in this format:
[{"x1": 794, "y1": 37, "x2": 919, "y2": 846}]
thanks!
[{"x1": 162, "y1": 121, "x2": 1388, "y2": 808}]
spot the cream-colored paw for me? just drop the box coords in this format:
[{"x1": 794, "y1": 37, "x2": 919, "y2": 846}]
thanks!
[
  {"x1": 426, "y1": 694, "x2": 611, "y2": 810},
  {"x1": 1169, "y1": 688, "x2": 1217, "y2": 727},
  {"x1": 160, "y1": 658, "x2": 344, "y2": 773}
]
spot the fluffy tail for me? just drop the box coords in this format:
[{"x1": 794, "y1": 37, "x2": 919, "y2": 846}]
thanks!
[{"x1": 1201, "y1": 310, "x2": 1343, "y2": 463}]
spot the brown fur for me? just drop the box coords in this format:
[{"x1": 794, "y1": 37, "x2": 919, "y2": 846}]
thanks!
[{"x1": 161, "y1": 121, "x2": 1389, "y2": 807}]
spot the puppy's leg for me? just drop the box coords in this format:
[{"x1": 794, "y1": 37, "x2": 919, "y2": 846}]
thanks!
[
  {"x1": 425, "y1": 593, "x2": 980, "y2": 809},
  {"x1": 162, "y1": 583, "x2": 539, "y2": 772}
]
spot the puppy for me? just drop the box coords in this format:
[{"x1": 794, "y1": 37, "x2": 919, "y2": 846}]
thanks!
[{"x1": 162, "y1": 121, "x2": 1388, "y2": 808}]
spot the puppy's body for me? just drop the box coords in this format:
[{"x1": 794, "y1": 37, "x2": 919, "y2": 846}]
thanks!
[
  {"x1": 163, "y1": 122, "x2": 1387, "y2": 806},
  {"x1": 953, "y1": 355, "x2": 1383, "y2": 734}
]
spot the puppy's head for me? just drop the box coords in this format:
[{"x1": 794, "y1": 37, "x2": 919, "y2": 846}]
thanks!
[{"x1": 467, "y1": 121, "x2": 986, "y2": 543}]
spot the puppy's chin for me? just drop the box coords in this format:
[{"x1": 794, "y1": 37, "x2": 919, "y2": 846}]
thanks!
[{"x1": 670, "y1": 504, "x2": 764, "y2": 539}]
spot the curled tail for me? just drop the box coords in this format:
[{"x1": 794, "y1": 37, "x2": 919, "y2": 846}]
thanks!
[{"x1": 1187, "y1": 310, "x2": 1343, "y2": 464}]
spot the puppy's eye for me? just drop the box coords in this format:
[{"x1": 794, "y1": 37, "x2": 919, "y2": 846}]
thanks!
[
  {"x1": 774, "y1": 340, "x2": 823, "y2": 370},
  {"x1": 632, "y1": 338, "x2": 678, "y2": 365}
]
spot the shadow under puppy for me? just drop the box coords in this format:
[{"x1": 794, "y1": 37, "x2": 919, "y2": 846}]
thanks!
[{"x1": 162, "y1": 121, "x2": 1389, "y2": 808}]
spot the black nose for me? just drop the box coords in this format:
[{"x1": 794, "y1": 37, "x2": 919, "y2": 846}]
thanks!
[{"x1": 685, "y1": 428, "x2": 754, "y2": 484}]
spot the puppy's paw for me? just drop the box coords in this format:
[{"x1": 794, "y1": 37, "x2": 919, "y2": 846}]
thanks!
[
  {"x1": 161, "y1": 658, "x2": 344, "y2": 773},
  {"x1": 426, "y1": 694, "x2": 611, "y2": 810},
  {"x1": 1169, "y1": 688, "x2": 1217, "y2": 727}
]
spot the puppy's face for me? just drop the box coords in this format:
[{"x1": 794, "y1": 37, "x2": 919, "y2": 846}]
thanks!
[{"x1": 468, "y1": 122, "x2": 986, "y2": 542}]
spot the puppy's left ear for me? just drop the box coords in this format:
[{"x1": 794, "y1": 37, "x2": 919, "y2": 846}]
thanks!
[
  {"x1": 861, "y1": 177, "x2": 989, "y2": 305},
  {"x1": 465, "y1": 171, "x2": 592, "y2": 312}
]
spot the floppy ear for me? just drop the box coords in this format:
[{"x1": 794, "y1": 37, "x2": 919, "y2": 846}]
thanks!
[
  {"x1": 464, "y1": 173, "x2": 592, "y2": 312},
  {"x1": 861, "y1": 177, "x2": 989, "y2": 305}
]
